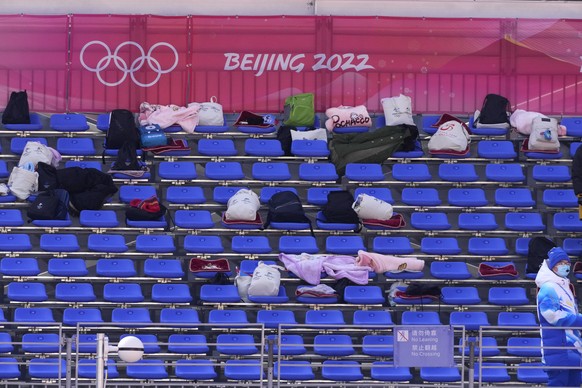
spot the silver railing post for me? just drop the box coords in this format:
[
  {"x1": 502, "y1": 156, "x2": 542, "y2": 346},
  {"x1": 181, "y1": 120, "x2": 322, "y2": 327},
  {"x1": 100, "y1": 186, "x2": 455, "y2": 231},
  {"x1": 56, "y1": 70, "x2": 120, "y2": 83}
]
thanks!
[
  {"x1": 267, "y1": 337, "x2": 275, "y2": 388},
  {"x1": 468, "y1": 337, "x2": 475, "y2": 388},
  {"x1": 96, "y1": 333, "x2": 106, "y2": 388},
  {"x1": 65, "y1": 337, "x2": 72, "y2": 388}
]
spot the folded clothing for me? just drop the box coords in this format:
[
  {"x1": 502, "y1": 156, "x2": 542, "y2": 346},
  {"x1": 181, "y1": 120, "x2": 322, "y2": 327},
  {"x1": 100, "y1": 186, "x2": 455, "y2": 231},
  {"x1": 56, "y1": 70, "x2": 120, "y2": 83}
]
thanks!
[
  {"x1": 221, "y1": 212, "x2": 263, "y2": 226},
  {"x1": 478, "y1": 262, "x2": 518, "y2": 279},
  {"x1": 362, "y1": 214, "x2": 406, "y2": 229},
  {"x1": 189, "y1": 258, "x2": 230, "y2": 273},
  {"x1": 296, "y1": 284, "x2": 337, "y2": 298}
]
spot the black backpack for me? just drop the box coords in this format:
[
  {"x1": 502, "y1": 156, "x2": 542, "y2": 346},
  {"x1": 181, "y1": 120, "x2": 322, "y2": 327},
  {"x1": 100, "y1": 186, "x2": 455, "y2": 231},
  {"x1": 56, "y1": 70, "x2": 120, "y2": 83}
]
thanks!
[
  {"x1": 321, "y1": 191, "x2": 360, "y2": 225},
  {"x1": 264, "y1": 191, "x2": 313, "y2": 235},
  {"x1": 111, "y1": 141, "x2": 141, "y2": 171},
  {"x1": 527, "y1": 237, "x2": 557, "y2": 274},
  {"x1": 27, "y1": 189, "x2": 70, "y2": 221},
  {"x1": 475, "y1": 94, "x2": 511, "y2": 125},
  {"x1": 105, "y1": 109, "x2": 139, "y2": 150},
  {"x1": 2, "y1": 90, "x2": 30, "y2": 124}
]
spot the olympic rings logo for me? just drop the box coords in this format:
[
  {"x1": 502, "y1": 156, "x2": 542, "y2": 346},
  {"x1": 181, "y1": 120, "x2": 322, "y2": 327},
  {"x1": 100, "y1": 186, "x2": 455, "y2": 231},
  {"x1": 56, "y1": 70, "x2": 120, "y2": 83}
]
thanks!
[{"x1": 80, "y1": 40, "x2": 179, "y2": 87}]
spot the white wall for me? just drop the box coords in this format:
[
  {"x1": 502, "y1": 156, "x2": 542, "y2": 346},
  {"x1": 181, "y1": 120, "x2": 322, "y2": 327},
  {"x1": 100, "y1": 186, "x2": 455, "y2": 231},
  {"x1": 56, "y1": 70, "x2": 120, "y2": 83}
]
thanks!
[{"x1": 0, "y1": 0, "x2": 580, "y2": 19}]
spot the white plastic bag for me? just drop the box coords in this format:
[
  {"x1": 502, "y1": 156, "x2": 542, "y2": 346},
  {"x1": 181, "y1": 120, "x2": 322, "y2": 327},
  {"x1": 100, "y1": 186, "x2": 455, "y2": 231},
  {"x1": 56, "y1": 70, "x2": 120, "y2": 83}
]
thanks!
[
  {"x1": 19, "y1": 141, "x2": 53, "y2": 168},
  {"x1": 352, "y1": 193, "x2": 393, "y2": 220},
  {"x1": 225, "y1": 189, "x2": 260, "y2": 221},
  {"x1": 290, "y1": 127, "x2": 328, "y2": 142},
  {"x1": 248, "y1": 262, "x2": 284, "y2": 297},
  {"x1": 381, "y1": 94, "x2": 415, "y2": 126},
  {"x1": 8, "y1": 166, "x2": 38, "y2": 200},
  {"x1": 198, "y1": 96, "x2": 224, "y2": 126},
  {"x1": 528, "y1": 117, "x2": 560, "y2": 151}
]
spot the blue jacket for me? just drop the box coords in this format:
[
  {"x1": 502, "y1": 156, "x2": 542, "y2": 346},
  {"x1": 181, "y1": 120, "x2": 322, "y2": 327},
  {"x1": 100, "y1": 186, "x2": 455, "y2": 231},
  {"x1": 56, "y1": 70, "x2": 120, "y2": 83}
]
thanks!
[{"x1": 536, "y1": 260, "x2": 582, "y2": 365}]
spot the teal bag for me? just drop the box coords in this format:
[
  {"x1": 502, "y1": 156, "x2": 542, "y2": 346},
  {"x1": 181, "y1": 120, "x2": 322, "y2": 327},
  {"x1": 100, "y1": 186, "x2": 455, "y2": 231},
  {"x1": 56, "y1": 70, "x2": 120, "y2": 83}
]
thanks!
[{"x1": 283, "y1": 93, "x2": 315, "y2": 127}]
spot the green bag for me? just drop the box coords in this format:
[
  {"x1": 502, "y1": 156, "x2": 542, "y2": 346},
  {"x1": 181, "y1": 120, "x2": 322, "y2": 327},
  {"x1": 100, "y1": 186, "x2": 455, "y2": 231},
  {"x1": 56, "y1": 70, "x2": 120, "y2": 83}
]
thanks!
[{"x1": 283, "y1": 93, "x2": 315, "y2": 127}]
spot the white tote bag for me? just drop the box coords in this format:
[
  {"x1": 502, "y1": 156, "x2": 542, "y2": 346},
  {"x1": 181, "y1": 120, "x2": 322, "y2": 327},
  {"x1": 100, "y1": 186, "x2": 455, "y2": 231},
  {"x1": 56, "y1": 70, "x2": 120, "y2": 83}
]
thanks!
[
  {"x1": 528, "y1": 117, "x2": 560, "y2": 151},
  {"x1": 381, "y1": 94, "x2": 415, "y2": 126},
  {"x1": 198, "y1": 96, "x2": 224, "y2": 126},
  {"x1": 8, "y1": 166, "x2": 39, "y2": 200},
  {"x1": 248, "y1": 262, "x2": 284, "y2": 297},
  {"x1": 428, "y1": 120, "x2": 471, "y2": 153},
  {"x1": 352, "y1": 193, "x2": 393, "y2": 220},
  {"x1": 225, "y1": 189, "x2": 260, "y2": 221},
  {"x1": 19, "y1": 141, "x2": 54, "y2": 168},
  {"x1": 290, "y1": 127, "x2": 328, "y2": 142}
]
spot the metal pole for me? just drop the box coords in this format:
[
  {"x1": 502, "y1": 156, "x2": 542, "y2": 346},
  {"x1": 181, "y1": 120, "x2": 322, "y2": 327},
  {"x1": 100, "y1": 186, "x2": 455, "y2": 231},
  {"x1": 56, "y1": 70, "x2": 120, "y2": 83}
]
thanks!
[
  {"x1": 96, "y1": 333, "x2": 105, "y2": 388},
  {"x1": 468, "y1": 338, "x2": 475, "y2": 388},
  {"x1": 65, "y1": 337, "x2": 72, "y2": 388},
  {"x1": 267, "y1": 338, "x2": 274, "y2": 388}
]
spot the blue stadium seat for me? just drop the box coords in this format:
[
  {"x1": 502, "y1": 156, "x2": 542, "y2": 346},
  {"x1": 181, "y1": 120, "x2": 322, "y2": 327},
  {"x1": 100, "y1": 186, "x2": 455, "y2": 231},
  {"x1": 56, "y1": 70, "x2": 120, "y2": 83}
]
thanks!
[
  {"x1": 411, "y1": 212, "x2": 450, "y2": 230},
  {"x1": 0, "y1": 257, "x2": 40, "y2": 276},
  {"x1": 525, "y1": 148, "x2": 563, "y2": 160},
  {"x1": 184, "y1": 235, "x2": 224, "y2": 254},
  {"x1": 274, "y1": 361, "x2": 315, "y2": 381},
  {"x1": 326, "y1": 236, "x2": 365, "y2": 254},
  {"x1": 321, "y1": 361, "x2": 363, "y2": 381},
  {"x1": 401, "y1": 311, "x2": 441, "y2": 325},
  {"x1": 345, "y1": 163, "x2": 384, "y2": 181},
  {"x1": 10, "y1": 137, "x2": 48, "y2": 154},
  {"x1": 421, "y1": 115, "x2": 440, "y2": 135},
  {"x1": 515, "y1": 237, "x2": 531, "y2": 255},
  {"x1": 363, "y1": 335, "x2": 393, "y2": 357},
  {"x1": 104, "y1": 283, "x2": 144, "y2": 303},
  {"x1": 517, "y1": 362, "x2": 548, "y2": 384},
  {"x1": 0, "y1": 234, "x2": 31, "y2": 252},
  {"x1": 96, "y1": 258, "x2": 136, "y2": 277},
  {"x1": 543, "y1": 189, "x2": 577, "y2": 208},
  {"x1": 252, "y1": 162, "x2": 291, "y2": 181},
  {"x1": 438, "y1": 163, "x2": 478, "y2": 182},
  {"x1": 119, "y1": 185, "x2": 157, "y2": 203},
  {"x1": 477, "y1": 140, "x2": 517, "y2": 159},
  {"x1": 13, "y1": 307, "x2": 55, "y2": 324},
  {"x1": 420, "y1": 367, "x2": 461, "y2": 383},
  {"x1": 571, "y1": 142, "x2": 582, "y2": 156},
  {"x1": 40, "y1": 234, "x2": 79, "y2": 252},
  {"x1": 430, "y1": 262, "x2": 471, "y2": 280},
  {"x1": 0, "y1": 358, "x2": 20, "y2": 379},
  {"x1": 344, "y1": 286, "x2": 384, "y2": 305},
  {"x1": 50, "y1": 113, "x2": 89, "y2": 131},
  {"x1": 64, "y1": 161, "x2": 102, "y2": 170},
  {"x1": 175, "y1": 210, "x2": 214, "y2": 229},
  {"x1": 213, "y1": 186, "x2": 247, "y2": 204},
  {"x1": 55, "y1": 283, "x2": 96, "y2": 302},
  {"x1": 217, "y1": 334, "x2": 258, "y2": 355},
  {"x1": 298, "y1": 163, "x2": 338, "y2": 181},
  {"x1": 488, "y1": 287, "x2": 529, "y2": 306},
  {"x1": 0, "y1": 209, "x2": 23, "y2": 226},
  {"x1": 373, "y1": 237, "x2": 413, "y2": 255},
  {"x1": 175, "y1": 359, "x2": 217, "y2": 380},
  {"x1": 0, "y1": 332, "x2": 14, "y2": 353},
  {"x1": 448, "y1": 188, "x2": 487, "y2": 207},
  {"x1": 7, "y1": 282, "x2": 47, "y2": 302},
  {"x1": 441, "y1": 286, "x2": 481, "y2": 305},
  {"x1": 316, "y1": 211, "x2": 359, "y2": 231},
  {"x1": 485, "y1": 163, "x2": 525, "y2": 182},
  {"x1": 401, "y1": 188, "x2": 441, "y2": 206},
  {"x1": 505, "y1": 212, "x2": 545, "y2": 232},
  {"x1": 532, "y1": 165, "x2": 571, "y2": 183},
  {"x1": 136, "y1": 234, "x2": 175, "y2": 253},
  {"x1": 421, "y1": 237, "x2": 461, "y2": 255},
  {"x1": 62, "y1": 308, "x2": 103, "y2": 326},
  {"x1": 563, "y1": 238, "x2": 582, "y2": 256},
  {"x1": 266, "y1": 334, "x2": 306, "y2": 355},
  {"x1": 166, "y1": 186, "x2": 205, "y2": 205},
  {"x1": 195, "y1": 115, "x2": 229, "y2": 133},
  {"x1": 314, "y1": 335, "x2": 355, "y2": 356},
  {"x1": 305, "y1": 310, "x2": 345, "y2": 327},
  {"x1": 468, "y1": 237, "x2": 508, "y2": 255},
  {"x1": 353, "y1": 310, "x2": 393, "y2": 326},
  {"x1": 22, "y1": 333, "x2": 61, "y2": 353},
  {"x1": 200, "y1": 285, "x2": 240, "y2": 303},
  {"x1": 354, "y1": 187, "x2": 394, "y2": 204},
  {"x1": 79, "y1": 210, "x2": 119, "y2": 228},
  {"x1": 468, "y1": 116, "x2": 508, "y2": 136},
  {"x1": 458, "y1": 212, "x2": 497, "y2": 230},
  {"x1": 232, "y1": 236, "x2": 272, "y2": 254},
  {"x1": 152, "y1": 284, "x2": 193, "y2": 303},
  {"x1": 28, "y1": 358, "x2": 66, "y2": 379},
  {"x1": 205, "y1": 162, "x2": 245, "y2": 180},
  {"x1": 306, "y1": 187, "x2": 342, "y2": 205},
  {"x1": 48, "y1": 258, "x2": 89, "y2": 277},
  {"x1": 78, "y1": 359, "x2": 119, "y2": 379},
  {"x1": 279, "y1": 236, "x2": 318, "y2": 254},
  {"x1": 144, "y1": 259, "x2": 184, "y2": 278},
  {"x1": 392, "y1": 163, "x2": 431, "y2": 182},
  {"x1": 497, "y1": 312, "x2": 538, "y2": 327},
  {"x1": 0, "y1": 161, "x2": 10, "y2": 180},
  {"x1": 371, "y1": 362, "x2": 412, "y2": 382},
  {"x1": 198, "y1": 139, "x2": 237, "y2": 156},
  {"x1": 554, "y1": 212, "x2": 582, "y2": 232},
  {"x1": 475, "y1": 363, "x2": 510, "y2": 383},
  {"x1": 111, "y1": 308, "x2": 152, "y2": 326},
  {"x1": 56, "y1": 138, "x2": 95, "y2": 156},
  {"x1": 245, "y1": 139, "x2": 284, "y2": 156},
  {"x1": 507, "y1": 337, "x2": 542, "y2": 357},
  {"x1": 160, "y1": 308, "x2": 200, "y2": 326},
  {"x1": 4, "y1": 112, "x2": 42, "y2": 131},
  {"x1": 460, "y1": 337, "x2": 500, "y2": 356},
  {"x1": 126, "y1": 359, "x2": 168, "y2": 379},
  {"x1": 158, "y1": 161, "x2": 197, "y2": 180},
  {"x1": 224, "y1": 359, "x2": 262, "y2": 380},
  {"x1": 291, "y1": 140, "x2": 329, "y2": 157},
  {"x1": 256, "y1": 310, "x2": 297, "y2": 329},
  {"x1": 168, "y1": 334, "x2": 208, "y2": 354},
  {"x1": 562, "y1": 117, "x2": 582, "y2": 137},
  {"x1": 495, "y1": 188, "x2": 535, "y2": 207},
  {"x1": 449, "y1": 311, "x2": 489, "y2": 331}
]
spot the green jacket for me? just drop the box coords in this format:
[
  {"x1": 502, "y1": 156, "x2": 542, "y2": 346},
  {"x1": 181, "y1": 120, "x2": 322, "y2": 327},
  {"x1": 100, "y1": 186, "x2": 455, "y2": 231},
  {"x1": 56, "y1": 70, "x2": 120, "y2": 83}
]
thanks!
[{"x1": 330, "y1": 125, "x2": 412, "y2": 177}]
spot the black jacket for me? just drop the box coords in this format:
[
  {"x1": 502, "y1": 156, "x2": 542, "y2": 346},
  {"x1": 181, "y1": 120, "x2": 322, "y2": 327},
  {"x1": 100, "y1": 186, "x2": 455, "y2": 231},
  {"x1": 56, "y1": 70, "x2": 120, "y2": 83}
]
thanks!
[{"x1": 573, "y1": 146, "x2": 582, "y2": 196}]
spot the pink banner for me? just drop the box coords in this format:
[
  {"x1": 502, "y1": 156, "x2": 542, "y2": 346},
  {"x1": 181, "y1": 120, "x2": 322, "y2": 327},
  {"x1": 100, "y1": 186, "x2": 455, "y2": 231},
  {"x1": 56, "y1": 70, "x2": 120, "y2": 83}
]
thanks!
[{"x1": 2, "y1": 15, "x2": 581, "y2": 115}]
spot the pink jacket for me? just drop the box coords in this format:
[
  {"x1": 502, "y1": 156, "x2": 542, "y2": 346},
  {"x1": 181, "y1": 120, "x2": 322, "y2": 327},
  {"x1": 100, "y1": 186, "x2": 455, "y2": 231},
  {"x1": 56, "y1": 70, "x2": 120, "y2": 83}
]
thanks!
[
  {"x1": 279, "y1": 253, "x2": 372, "y2": 285},
  {"x1": 139, "y1": 102, "x2": 200, "y2": 133},
  {"x1": 356, "y1": 250, "x2": 424, "y2": 273}
]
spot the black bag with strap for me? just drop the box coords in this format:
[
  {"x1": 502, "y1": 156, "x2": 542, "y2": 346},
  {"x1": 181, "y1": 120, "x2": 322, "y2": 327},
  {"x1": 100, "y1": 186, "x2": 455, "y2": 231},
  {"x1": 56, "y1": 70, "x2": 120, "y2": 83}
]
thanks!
[
  {"x1": 264, "y1": 191, "x2": 314, "y2": 235},
  {"x1": 527, "y1": 237, "x2": 557, "y2": 274},
  {"x1": 27, "y1": 189, "x2": 70, "y2": 221},
  {"x1": 2, "y1": 90, "x2": 30, "y2": 124},
  {"x1": 111, "y1": 141, "x2": 141, "y2": 171},
  {"x1": 106, "y1": 109, "x2": 140, "y2": 150},
  {"x1": 475, "y1": 94, "x2": 511, "y2": 125},
  {"x1": 321, "y1": 190, "x2": 360, "y2": 227}
]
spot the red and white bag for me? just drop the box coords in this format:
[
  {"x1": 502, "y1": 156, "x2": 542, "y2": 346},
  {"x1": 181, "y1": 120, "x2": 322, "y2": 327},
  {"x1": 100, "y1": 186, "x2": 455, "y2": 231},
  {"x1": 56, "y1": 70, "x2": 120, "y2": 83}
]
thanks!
[{"x1": 428, "y1": 114, "x2": 471, "y2": 156}]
